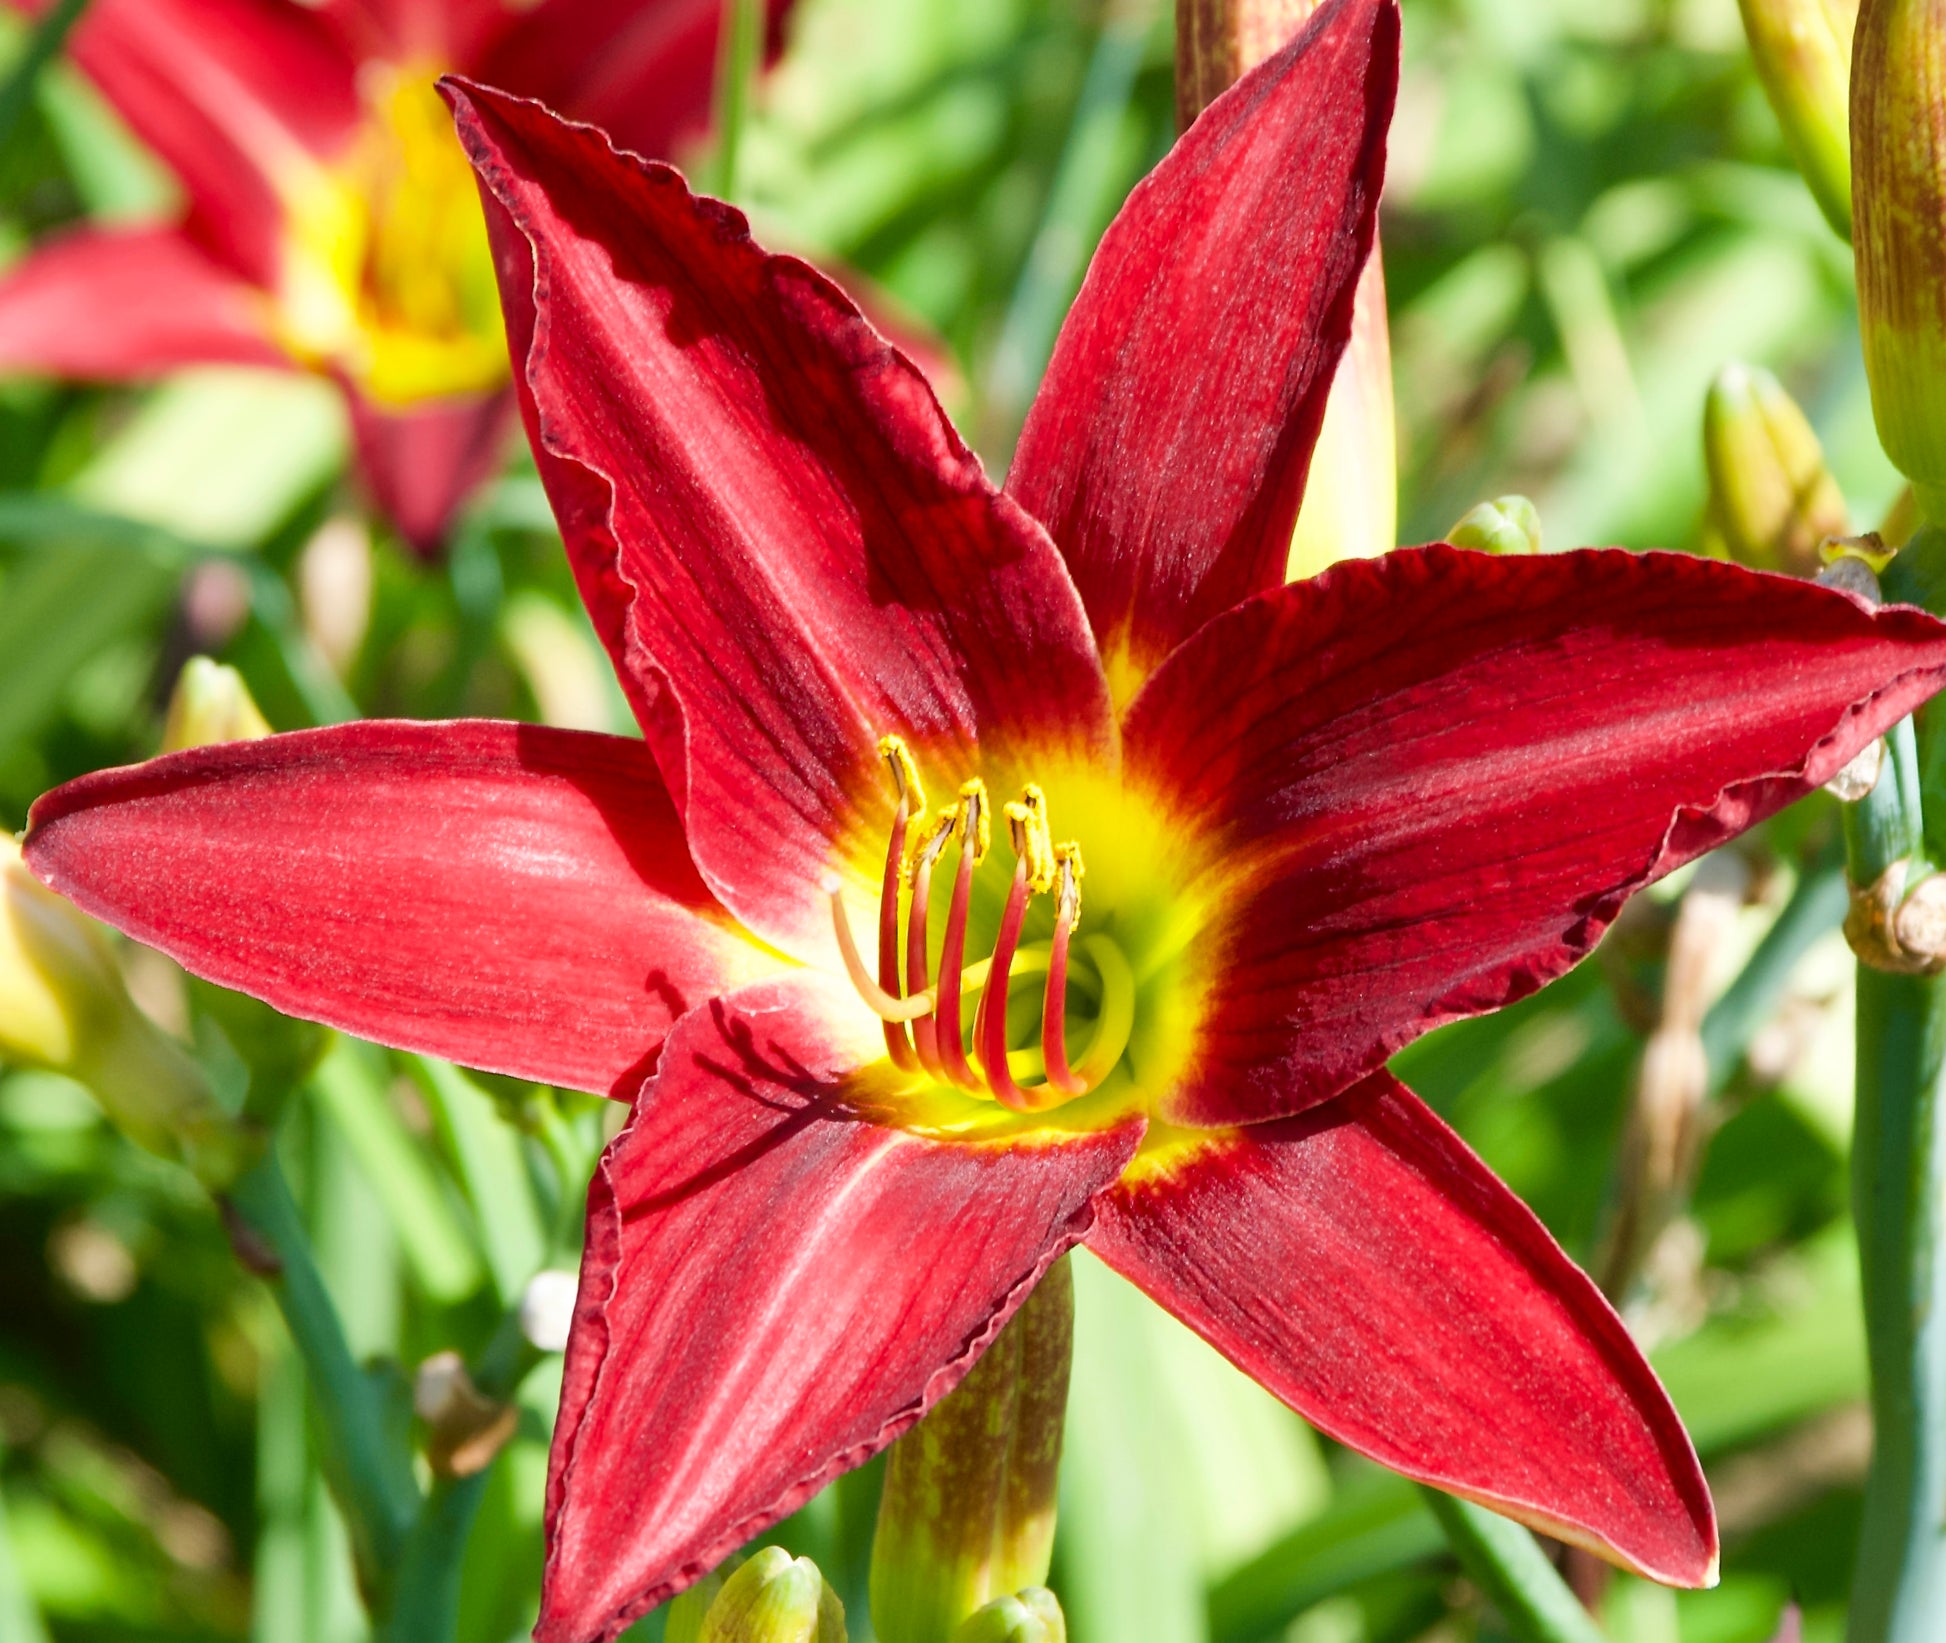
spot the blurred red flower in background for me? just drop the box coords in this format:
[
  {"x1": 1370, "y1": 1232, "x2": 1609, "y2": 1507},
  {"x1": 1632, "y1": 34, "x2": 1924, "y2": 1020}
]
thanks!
[{"x1": 0, "y1": 0, "x2": 787, "y2": 552}]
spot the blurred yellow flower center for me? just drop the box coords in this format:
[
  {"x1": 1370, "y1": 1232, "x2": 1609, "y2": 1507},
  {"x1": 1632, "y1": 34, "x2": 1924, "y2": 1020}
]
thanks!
[{"x1": 275, "y1": 67, "x2": 506, "y2": 406}]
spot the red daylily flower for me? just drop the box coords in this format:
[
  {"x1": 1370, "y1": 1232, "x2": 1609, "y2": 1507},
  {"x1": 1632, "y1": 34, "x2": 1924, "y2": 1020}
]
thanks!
[
  {"x1": 22, "y1": 3, "x2": 1946, "y2": 1638},
  {"x1": 0, "y1": 0, "x2": 786, "y2": 553}
]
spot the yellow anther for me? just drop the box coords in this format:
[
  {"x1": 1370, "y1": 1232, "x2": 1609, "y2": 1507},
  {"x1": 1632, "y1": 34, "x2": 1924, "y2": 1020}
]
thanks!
[
  {"x1": 877, "y1": 735, "x2": 926, "y2": 815},
  {"x1": 906, "y1": 807, "x2": 957, "y2": 879},
  {"x1": 957, "y1": 780, "x2": 991, "y2": 864},
  {"x1": 1054, "y1": 842, "x2": 1085, "y2": 931},
  {"x1": 1003, "y1": 785, "x2": 1056, "y2": 894}
]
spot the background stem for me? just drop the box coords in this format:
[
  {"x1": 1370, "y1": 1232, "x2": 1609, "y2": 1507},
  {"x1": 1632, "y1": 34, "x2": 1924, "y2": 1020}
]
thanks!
[{"x1": 1418, "y1": 1489, "x2": 1608, "y2": 1643}]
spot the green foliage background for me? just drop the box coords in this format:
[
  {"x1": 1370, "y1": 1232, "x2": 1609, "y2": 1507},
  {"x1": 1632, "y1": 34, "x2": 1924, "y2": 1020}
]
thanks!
[{"x1": 0, "y1": 0, "x2": 1892, "y2": 1639}]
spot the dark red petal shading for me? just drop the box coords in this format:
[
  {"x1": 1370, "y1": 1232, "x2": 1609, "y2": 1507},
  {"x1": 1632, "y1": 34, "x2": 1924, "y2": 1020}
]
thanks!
[
  {"x1": 449, "y1": 81, "x2": 1113, "y2": 963},
  {"x1": 46, "y1": 0, "x2": 361, "y2": 284},
  {"x1": 1087, "y1": 1073, "x2": 1716, "y2": 1586},
  {"x1": 541, "y1": 971, "x2": 1143, "y2": 1643},
  {"x1": 1125, "y1": 545, "x2": 1946, "y2": 1127},
  {"x1": 344, "y1": 385, "x2": 517, "y2": 559},
  {"x1": 23, "y1": 721, "x2": 778, "y2": 1097},
  {"x1": 0, "y1": 228, "x2": 285, "y2": 376},
  {"x1": 474, "y1": 0, "x2": 793, "y2": 160},
  {"x1": 1006, "y1": 0, "x2": 1396, "y2": 695}
]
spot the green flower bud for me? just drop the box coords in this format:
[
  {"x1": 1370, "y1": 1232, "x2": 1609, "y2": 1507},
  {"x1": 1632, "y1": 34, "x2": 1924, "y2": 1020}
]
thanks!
[
  {"x1": 1445, "y1": 495, "x2": 1542, "y2": 557},
  {"x1": 161, "y1": 657, "x2": 271, "y2": 753},
  {"x1": 1854, "y1": 0, "x2": 1946, "y2": 514},
  {"x1": 1702, "y1": 363, "x2": 1848, "y2": 575},
  {"x1": 872, "y1": 1259, "x2": 1073, "y2": 1643},
  {"x1": 1738, "y1": 0, "x2": 1858, "y2": 239},
  {"x1": 694, "y1": 1548, "x2": 846, "y2": 1643},
  {"x1": 950, "y1": 1591, "x2": 1067, "y2": 1643},
  {"x1": 1, "y1": 835, "x2": 248, "y2": 1186}
]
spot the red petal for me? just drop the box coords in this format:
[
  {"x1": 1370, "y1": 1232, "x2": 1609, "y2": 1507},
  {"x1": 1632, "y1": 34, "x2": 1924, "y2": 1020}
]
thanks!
[
  {"x1": 1127, "y1": 546, "x2": 1946, "y2": 1127},
  {"x1": 473, "y1": 0, "x2": 778, "y2": 158},
  {"x1": 58, "y1": 0, "x2": 361, "y2": 283},
  {"x1": 315, "y1": 0, "x2": 509, "y2": 62},
  {"x1": 1087, "y1": 1074, "x2": 1716, "y2": 1586},
  {"x1": 541, "y1": 972, "x2": 1142, "y2": 1643},
  {"x1": 1006, "y1": 0, "x2": 1396, "y2": 696},
  {"x1": 345, "y1": 386, "x2": 517, "y2": 558},
  {"x1": 449, "y1": 81, "x2": 1112, "y2": 962},
  {"x1": 23, "y1": 721, "x2": 778, "y2": 1097},
  {"x1": 0, "y1": 228, "x2": 284, "y2": 376}
]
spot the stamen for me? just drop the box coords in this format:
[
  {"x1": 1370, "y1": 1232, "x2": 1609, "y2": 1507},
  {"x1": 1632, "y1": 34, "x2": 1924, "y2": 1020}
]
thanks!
[
  {"x1": 980, "y1": 806, "x2": 1065, "y2": 1112},
  {"x1": 1042, "y1": 844, "x2": 1089, "y2": 1095},
  {"x1": 935, "y1": 783, "x2": 987, "y2": 1090},
  {"x1": 824, "y1": 876, "x2": 936, "y2": 1023},
  {"x1": 876, "y1": 737, "x2": 924, "y2": 1069},
  {"x1": 905, "y1": 811, "x2": 957, "y2": 1076}
]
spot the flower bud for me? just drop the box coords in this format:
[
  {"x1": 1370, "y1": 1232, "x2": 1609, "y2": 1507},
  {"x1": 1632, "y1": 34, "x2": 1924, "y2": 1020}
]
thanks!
[
  {"x1": 872, "y1": 1258, "x2": 1073, "y2": 1643},
  {"x1": 1, "y1": 835, "x2": 247, "y2": 1186},
  {"x1": 1445, "y1": 495, "x2": 1542, "y2": 557},
  {"x1": 693, "y1": 1548, "x2": 846, "y2": 1643},
  {"x1": 1702, "y1": 363, "x2": 1847, "y2": 576},
  {"x1": 161, "y1": 657, "x2": 271, "y2": 752},
  {"x1": 1854, "y1": 0, "x2": 1946, "y2": 513},
  {"x1": 1737, "y1": 0, "x2": 1858, "y2": 239},
  {"x1": 950, "y1": 1590, "x2": 1066, "y2": 1643}
]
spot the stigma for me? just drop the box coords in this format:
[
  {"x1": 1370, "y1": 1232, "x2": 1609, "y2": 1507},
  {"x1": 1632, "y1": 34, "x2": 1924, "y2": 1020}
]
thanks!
[{"x1": 827, "y1": 739, "x2": 1134, "y2": 1109}]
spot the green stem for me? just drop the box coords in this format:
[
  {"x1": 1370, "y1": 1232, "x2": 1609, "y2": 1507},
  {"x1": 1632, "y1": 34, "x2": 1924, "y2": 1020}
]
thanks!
[
  {"x1": 225, "y1": 1154, "x2": 421, "y2": 1598},
  {"x1": 708, "y1": 0, "x2": 765, "y2": 199},
  {"x1": 1419, "y1": 1490, "x2": 1607, "y2": 1643},
  {"x1": 1849, "y1": 963, "x2": 1946, "y2": 1641},
  {"x1": 0, "y1": 0, "x2": 89, "y2": 149},
  {"x1": 376, "y1": 1474, "x2": 493, "y2": 1643}
]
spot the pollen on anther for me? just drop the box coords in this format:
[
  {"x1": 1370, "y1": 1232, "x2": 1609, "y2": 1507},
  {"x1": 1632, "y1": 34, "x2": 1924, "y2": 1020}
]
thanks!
[{"x1": 877, "y1": 734, "x2": 926, "y2": 815}]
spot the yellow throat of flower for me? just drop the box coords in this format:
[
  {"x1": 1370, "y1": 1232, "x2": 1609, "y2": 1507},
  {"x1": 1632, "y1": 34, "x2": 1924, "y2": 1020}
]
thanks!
[{"x1": 275, "y1": 66, "x2": 506, "y2": 407}]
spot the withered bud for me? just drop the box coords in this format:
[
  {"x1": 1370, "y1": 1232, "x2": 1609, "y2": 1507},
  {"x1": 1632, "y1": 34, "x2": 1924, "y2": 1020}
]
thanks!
[
  {"x1": 1702, "y1": 364, "x2": 1848, "y2": 576},
  {"x1": 1845, "y1": 860, "x2": 1946, "y2": 973},
  {"x1": 413, "y1": 1350, "x2": 518, "y2": 1479}
]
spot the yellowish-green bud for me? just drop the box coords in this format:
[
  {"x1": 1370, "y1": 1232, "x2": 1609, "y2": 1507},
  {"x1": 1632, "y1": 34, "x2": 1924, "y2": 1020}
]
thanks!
[
  {"x1": 1738, "y1": 0, "x2": 1858, "y2": 239},
  {"x1": 1702, "y1": 363, "x2": 1848, "y2": 575},
  {"x1": 1, "y1": 835, "x2": 247, "y2": 1186},
  {"x1": 872, "y1": 1259, "x2": 1072, "y2": 1643},
  {"x1": 1854, "y1": 0, "x2": 1946, "y2": 515},
  {"x1": 1445, "y1": 495, "x2": 1542, "y2": 557},
  {"x1": 161, "y1": 657, "x2": 271, "y2": 752},
  {"x1": 949, "y1": 1590, "x2": 1067, "y2": 1643},
  {"x1": 695, "y1": 1548, "x2": 846, "y2": 1643}
]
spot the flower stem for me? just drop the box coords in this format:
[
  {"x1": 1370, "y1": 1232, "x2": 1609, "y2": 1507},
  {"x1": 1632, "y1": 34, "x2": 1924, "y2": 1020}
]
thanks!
[
  {"x1": 709, "y1": 0, "x2": 766, "y2": 199},
  {"x1": 224, "y1": 1153, "x2": 422, "y2": 1600},
  {"x1": 1417, "y1": 1489, "x2": 1607, "y2": 1643},
  {"x1": 1847, "y1": 520, "x2": 1946, "y2": 1641}
]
